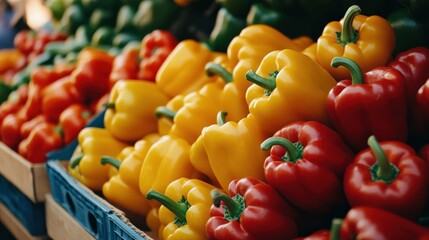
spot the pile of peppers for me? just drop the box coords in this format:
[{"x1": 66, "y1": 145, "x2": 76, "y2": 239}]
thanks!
[{"x1": 1, "y1": 1, "x2": 429, "y2": 240}]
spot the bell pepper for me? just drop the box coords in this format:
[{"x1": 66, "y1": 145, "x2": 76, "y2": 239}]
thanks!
[
  {"x1": 260, "y1": 121, "x2": 354, "y2": 214},
  {"x1": 397, "y1": 0, "x2": 429, "y2": 19},
  {"x1": 155, "y1": 95, "x2": 185, "y2": 136},
  {"x1": 155, "y1": 40, "x2": 223, "y2": 98},
  {"x1": 206, "y1": 177, "x2": 298, "y2": 240},
  {"x1": 327, "y1": 57, "x2": 408, "y2": 152},
  {"x1": 139, "y1": 135, "x2": 204, "y2": 208},
  {"x1": 227, "y1": 24, "x2": 312, "y2": 95},
  {"x1": 104, "y1": 80, "x2": 169, "y2": 142},
  {"x1": 418, "y1": 78, "x2": 429, "y2": 119},
  {"x1": 101, "y1": 133, "x2": 160, "y2": 216},
  {"x1": 70, "y1": 47, "x2": 115, "y2": 104},
  {"x1": 20, "y1": 114, "x2": 49, "y2": 140},
  {"x1": 146, "y1": 177, "x2": 221, "y2": 240},
  {"x1": 388, "y1": 8, "x2": 429, "y2": 55},
  {"x1": 245, "y1": 49, "x2": 336, "y2": 136},
  {"x1": 201, "y1": 112, "x2": 269, "y2": 192},
  {"x1": 132, "y1": 0, "x2": 181, "y2": 37},
  {"x1": 115, "y1": 4, "x2": 137, "y2": 33},
  {"x1": 138, "y1": 30, "x2": 178, "y2": 82},
  {"x1": 0, "y1": 110, "x2": 27, "y2": 150},
  {"x1": 344, "y1": 135, "x2": 429, "y2": 220},
  {"x1": 18, "y1": 121, "x2": 64, "y2": 163},
  {"x1": 109, "y1": 47, "x2": 140, "y2": 88},
  {"x1": 316, "y1": 5, "x2": 395, "y2": 81},
  {"x1": 0, "y1": 49, "x2": 24, "y2": 75},
  {"x1": 0, "y1": 84, "x2": 28, "y2": 126},
  {"x1": 58, "y1": 4, "x2": 86, "y2": 35},
  {"x1": 388, "y1": 47, "x2": 429, "y2": 146},
  {"x1": 189, "y1": 134, "x2": 220, "y2": 188},
  {"x1": 58, "y1": 103, "x2": 92, "y2": 145},
  {"x1": 335, "y1": 206, "x2": 429, "y2": 240},
  {"x1": 216, "y1": 0, "x2": 256, "y2": 18},
  {"x1": 68, "y1": 127, "x2": 130, "y2": 190},
  {"x1": 41, "y1": 77, "x2": 85, "y2": 122},
  {"x1": 208, "y1": 8, "x2": 246, "y2": 53},
  {"x1": 107, "y1": 145, "x2": 136, "y2": 179}
]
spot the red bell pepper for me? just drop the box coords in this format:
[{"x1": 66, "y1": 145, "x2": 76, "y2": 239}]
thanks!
[
  {"x1": 294, "y1": 229, "x2": 330, "y2": 240},
  {"x1": 389, "y1": 47, "x2": 429, "y2": 144},
  {"x1": 326, "y1": 57, "x2": 407, "y2": 152},
  {"x1": 41, "y1": 76, "x2": 84, "y2": 122},
  {"x1": 138, "y1": 30, "x2": 178, "y2": 82},
  {"x1": 58, "y1": 103, "x2": 92, "y2": 145},
  {"x1": 0, "y1": 84, "x2": 28, "y2": 125},
  {"x1": 70, "y1": 47, "x2": 114, "y2": 104},
  {"x1": 20, "y1": 114, "x2": 49, "y2": 139},
  {"x1": 344, "y1": 135, "x2": 429, "y2": 220},
  {"x1": 18, "y1": 121, "x2": 64, "y2": 163},
  {"x1": 206, "y1": 177, "x2": 298, "y2": 240},
  {"x1": 0, "y1": 110, "x2": 26, "y2": 150},
  {"x1": 260, "y1": 121, "x2": 354, "y2": 214},
  {"x1": 417, "y1": 78, "x2": 429, "y2": 119},
  {"x1": 335, "y1": 206, "x2": 429, "y2": 240},
  {"x1": 109, "y1": 47, "x2": 140, "y2": 88}
]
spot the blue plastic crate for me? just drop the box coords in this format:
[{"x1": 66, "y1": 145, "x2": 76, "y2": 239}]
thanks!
[
  {"x1": 46, "y1": 160, "x2": 112, "y2": 239},
  {"x1": 0, "y1": 175, "x2": 46, "y2": 236},
  {"x1": 107, "y1": 213, "x2": 152, "y2": 240}
]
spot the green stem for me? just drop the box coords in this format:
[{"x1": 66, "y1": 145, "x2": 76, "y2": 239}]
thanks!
[
  {"x1": 100, "y1": 156, "x2": 121, "y2": 170},
  {"x1": 205, "y1": 62, "x2": 233, "y2": 83},
  {"x1": 146, "y1": 190, "x2": 188, "y2": 227},
  {"x1": 211, "y1": 189, "x2": 245, "y2": 221},
  {"x1": 260, "y1": 137, "x2": 303, "y2": 163},
  {"x1": 245, "y1": 70, "x2": 276, "y2": 92},
  {"x1": 330, "y1": 218, "x2": 342, "y2": 240},
  {"x1": 216, "y1": 111, "x2": 228, "y2": 125},
  {"x1": 69, "y1": 153, "x2": 83, "y2": 169},
  {"x1": 331, "y1": 57, "x2": 364, "y2": 84},
  {"x1": 155, "y1": 106, "x2": 176, "y2": 120},
  {"x1": 368, "y1": 135, "x2": 396, "y2": 181},
  {"x1": 339, "y1": 5, "x2": 361, "y2": 45},
  {"x1": 103, "y1": 102, "x2": 115, "y2": 110}
]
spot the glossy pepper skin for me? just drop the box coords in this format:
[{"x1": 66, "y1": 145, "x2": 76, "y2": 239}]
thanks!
[
  {"x1": 109, "y1": 47, "x2": 140, "y2": 88},
  {"x1": 245, "y1": 49, "x2": 336, "y2": 136},
  {"x1": 68, "y1": 127, "x2": 129, "y2": 191},
  {"x1": 338, "y1": 206, "x2": 429, "y2": 240},
  {"x1": 101, "y1": 133, "x2": 160, "y2": 216},
  {"x1": 58, "y1": 103, "x2": 92, "y2": 145},
  {"x1": 316, "y1": 5, "x2": 395, "y2": 81},
  {"x1": 389, "y1": 47, "x2": 429, "y2": 146},
  {"x1": 260, "y1": 121, "x2": 354, "y2": 214},
  {"x1": 344, "y1": 136, "x2": 429, "y2": 220},
  {"x1": 206, "y1": 177, "x2": 298, "y2": 240},
  {"x1": 104, "y1": 80, "x2": 169, "y2": 142},
  {"x1": 418, "y1": 78, "x2": 429, "y2": 119},
  {"x1": 147, "y1": 177, "x2": 221, "y2": 240},
  {"x1": 18, "y1": 121, "x2": 64, "y2": 163},
  {"x1": 156, "y1": 95, "x2": 185, "y2": 136},
  {"x1": 156, "y1": 40, "x2": 223, "y2": 98},
  {"x1": 138, "y1": 30, "x2": 178, "y2": 82},
  {"x1": 201, "y1": 112, "x2": 269, "y2": 192},
  {"x1": 70, "y1": 47, "x2": 115, "y2": 103},
  {"x1": 139, "y1": 135, "x2": 204, "y2": 208},
  {"x1": 326, "y1": 57, "x2": 408, "y2": 152}
]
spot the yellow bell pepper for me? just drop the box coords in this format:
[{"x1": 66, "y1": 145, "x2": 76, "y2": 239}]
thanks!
[
  {"x1": 108, "y1": 145, "x2": 135, "y2": 179},
  {"x1": 104, "y1": 80, "x2": 170, "y2": 142},
  {"x1": 156, "y1": 39, "x2": 225, "y2": 98},
  {"x1": 189, "y1": 135, "x2": 219, "y2": 187},
  {"x1": 100, "y1": 133, "x2": 160, "y2": 216},
  {"x1": 245, "y1": 49, "x2": 337, "y2": 136},
  {"x1": 156, "y1": 95, "x2": 185, "y2": 136},
  {"x1": 201, "y1": 112, "x2": 269, "y2": 192},
  {"x1": 146, "y1": 208, "x2": 161, "y2": 232},
  {"x1": 139, "y1": 135, "x2": 205, "y2": 208},
  {"x1": 68, "y1": 127, "x2": 130, "y2": 191},
  {"x1": 227, "y1": 24, "x2": 313, "y2": 93},
  {"x1": 146, "y1": 177, "x2": 222, "y2": 240},
  {"x1": 316, "y1": 5, "x2": 395, "y2": 81},
  {"x1": 302, "y1": 43, "x2": 317, "y2": 62}
]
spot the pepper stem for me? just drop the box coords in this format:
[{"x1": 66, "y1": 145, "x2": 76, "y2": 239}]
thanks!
[
  {"x1": 245, "y1": 70, "x2": 276, "y2": 92},
  {"x1": 81, "y1": 110, "x2": 91, "y2": 119},
  {"x1": 146, "y1": 190, "x2": 189, "y2": 227},
  {"x1": 205, "y1": 62, "x2": 233, "y2": 83},
  {"x1": 103, "y1": 102, "x2": 115, "y2": 110},
  {"x1": 155, "y1": 106, "x2": 176, "y2": 120},
  {"x1": 260, "y1": 137, "x2": 303, "y2": 163},
  {"x1": 339, "y1": 5, "x2": 360, "y2": 45},
  {"x1": 100, "y1": 156, "x2": 121, "y2": 170},
  {"x1": 368, "y1": 135, "x2": 396, "y2": 182},
  {"x1": 330, "y1": 218, "x2": 342, "y2": 240},
  {"x1": 331, "y1": 57, "x2": 364, "y2": 84},
  {"x1": 211, "y1": 189, "x2": 245, "y2": 221},
  {"x1": 69, "y1": 153, "x2": 83, "y2": 169},
  {"x1": 216, "y1": 111, "x2": 228, "y2": 125}
]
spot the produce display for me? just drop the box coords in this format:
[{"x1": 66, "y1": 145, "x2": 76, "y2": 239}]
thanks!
[{"x1": 1, "y1": 0, "x2": 429, "y2": 239}]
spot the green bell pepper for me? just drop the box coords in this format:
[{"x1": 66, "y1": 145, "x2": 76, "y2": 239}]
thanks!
[
  {"x1": 91, "y1": 26, "x2": 115, "y2": 46},
  {"x1": 89, "y1": 8, "x2": 118, "y2": 30},
  {"x1": 112, "y1": 33, "x2": 141, "y2": 48},
  {"x1": 115, "y1": 4, "x2": 137, "y2": 33},
  {"x1": 0, "y1": 82, "x2": 13, "y2": 104},
  {"x1": 264, "y1": 0, "x2": 301, "y2": 13},
  {"x1": 58, "y1": 4, "x2": 86, "y2": 35},
  {"x1": 208, "y1": 7, "x2": 246, "y2": 52},
  {"x1": 45, "y1": 0, "x2": 67, "y2": 21},
  {"x1": 216, "y1": 0, "x2": 259, "y2": 18}
]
